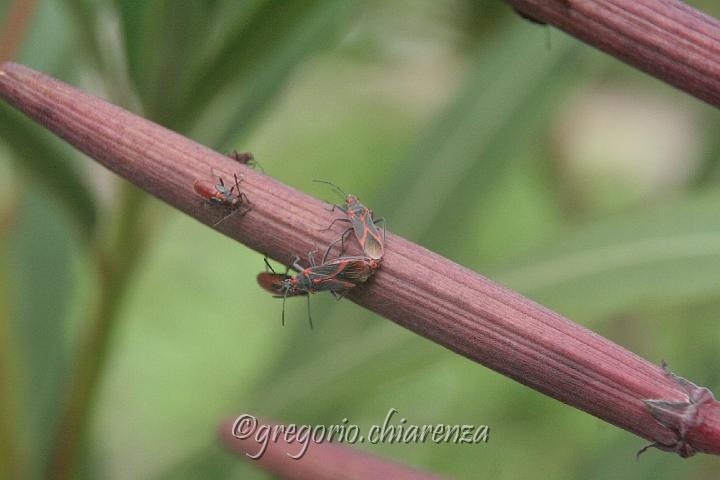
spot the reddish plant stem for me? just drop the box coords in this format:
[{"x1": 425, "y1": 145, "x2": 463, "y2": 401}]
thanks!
[
  {"x1": 506, "y1": 0, "x2": 720, "y2": 109},
  {"x1": 218, "y1": 416, "x2": 445, "y2": 480},
  {"x1": 0, "y1": 62, "x2": 718, "y2": 458}
]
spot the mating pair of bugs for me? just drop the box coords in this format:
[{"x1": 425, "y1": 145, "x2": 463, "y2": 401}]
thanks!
[
  {"x1": 193, "y1": 152, "x2": 385, "y2": 328},
  {"x1": 258, "y1": 181, "x2": 386, "y2": 328}
]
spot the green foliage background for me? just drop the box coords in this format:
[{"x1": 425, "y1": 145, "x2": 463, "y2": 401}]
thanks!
[{"x1": 1, "y1": 1, "x2": 719, "y2": 478}]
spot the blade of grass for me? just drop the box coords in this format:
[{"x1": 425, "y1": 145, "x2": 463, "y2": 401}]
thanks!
[
  {"x1": 62, "y1": 0, "x2": 106, "y2": 78},
  {"x1": 113, "y1": 0, "x2": 232, "y2": 114},
  {"x1": 209, "y1": 0, "x2": 361, "y2": 148},
  {"x1": 127, "y1": 0, "x2": 227, "y2": 121},
  {"x1": 381, "y1": 20, "x2": 576, "y2": 241},
  {"x1": 169, "y1": 0, "x2": 359, "y2": 137},
  {"x1": 46, "y1": 183, "x2": 150, "y2": 480},
  {"x1": 0, "y1": 204, "x2": 31, "y2": 480},
  {"x1": 9, "y1": 188, "x2": 77, "y2": 476}
]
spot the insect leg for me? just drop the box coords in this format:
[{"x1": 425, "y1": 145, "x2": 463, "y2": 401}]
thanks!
[
  {"x1": 318, "y1": 216, "x2": 350, "y2": 231},
  {"x1": 306, "y1": 294, "x2": 313, "y2": 330},
  {"x1": 231, "y1": 173, "x2": 242, "y2": 194},
  {"x1": 338, "y1": 227, "x2": 353, "y2": 257},
  {"x1": 307, "y1": 248, "x2": 320, "y2": 267},
  {"x1": 212, "y1": 208, "x2": 238, "y2": 227},
  {"x1": 237, "y1": 203, "x2": 253, "y2": 216},
  {"x1": 238, "y1": 192, "x2": 251, "y2": 205},
  {"x1": 330, "y1": 289, "x2": 349, "y2": 301},
  {"x1": 321, "y1": 227, "x2": 354, "y2": 263},
  {"x1": 281, "y1": 289, "x2": 288, "y2": 326}
]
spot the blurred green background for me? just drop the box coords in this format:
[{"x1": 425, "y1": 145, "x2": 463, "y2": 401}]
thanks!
[{"x1": 1, "y1": 0, "x2": 719, "y2": 479}]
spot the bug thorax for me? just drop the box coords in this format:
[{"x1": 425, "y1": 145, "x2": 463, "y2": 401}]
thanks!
[{"x1": 280, "y1": 278, "x2": 297, "y2": 292}]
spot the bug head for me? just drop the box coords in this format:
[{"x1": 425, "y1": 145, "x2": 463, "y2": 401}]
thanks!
[
  {"x1": 278, "y1": 277, "x2": 297, "y2": 294},
  {"x1": 345, "y1": 194, "x2": 361, "y2": 206},
  {"x1": 256, "y1": 271, "x2": 287, "y2": 295}
]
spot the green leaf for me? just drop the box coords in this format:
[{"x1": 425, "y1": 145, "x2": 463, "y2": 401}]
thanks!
[
  {"x1": 172, "y1": 0, "x2": 360, "y2": 142},
  {"x1": 113, "y1": 0, "x2": 227, "y2": 120},
  {"x1": 210, "y1": 0, "x2": 361, "y2": 148},
  {"x1": 62, "y1": 0, "x2": 106, "y2": 74},
  {"x1": 379, "y1": 20, "x2": 579, "y2": 244},
  {"x1": 8, "y1": 189, "x2": 76, "y2": 473},
  {"x1": 0, "y1": 228, "x2": 31, "y2": 480}
]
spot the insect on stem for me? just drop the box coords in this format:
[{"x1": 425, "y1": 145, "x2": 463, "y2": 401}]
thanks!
[{"x1": 193, "y1": 171, "x2": 251, "y2": 227}]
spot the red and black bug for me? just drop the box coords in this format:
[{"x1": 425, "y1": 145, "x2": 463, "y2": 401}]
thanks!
[
  {"x1": 273, "y1": 251, "x2": 380, "y2": 328},
  {"x1": 314, "y1": 180, "x2": 385, "y2": 261},
  {"x1": 193, "y1": 171, "x2": 251, "y2": 227}
]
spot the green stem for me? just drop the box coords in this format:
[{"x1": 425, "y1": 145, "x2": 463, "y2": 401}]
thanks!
[
  {"x1": 0, "y1": 201, "x2": 31, "y2": 480},
  {"x1": 46, "y1": 184, "x2": 149, "y2": 480},
  {"x1": 63, "y1": 0, "x2": 107, "y2": 80}
]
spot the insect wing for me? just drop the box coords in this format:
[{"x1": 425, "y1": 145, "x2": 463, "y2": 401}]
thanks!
[
  {"x1": 331, "y1": 258, "x2": 377, "y2": 283},
  {"x1": 348, "y1": 208, "x2": 384, "y2": 260},
  {"x1": 305, "y1": 262, "x2": 345, "y2": 280},
  {"x1": 313, "y1": 277, "x2": 356, "y2": 293},
  {"x1": 194, "y1": 180, "x2": 217, "y2": 200},
  {"x1": 301, "y1": 262, "x2": 355, "y2": 292},
  {"x1": 360, "y1": 220, "x2": 384, "y2": 260}
]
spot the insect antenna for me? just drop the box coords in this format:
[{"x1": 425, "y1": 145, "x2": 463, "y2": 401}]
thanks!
[
  {"x1": 306, "y1": 294, "x2": 313, "y2": 330},
  {"x1": 263, "y1": 257, "x2": 276, "y2": 274},
  {"x1": 212, "y1": 208, "x2": 242, "y2": 227},
  {"x1": 231, "y1": 173, "x2": 241, "y2": 194},
  {"x1": 281, "y1": 286, "x2": 290, "y2": 327},
  {"x1": 313, "y1": 179, "x2": 347, "y2": 199},
  {"x1": 210, "y1": 167, "x2": 223, "y2": 185}
]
